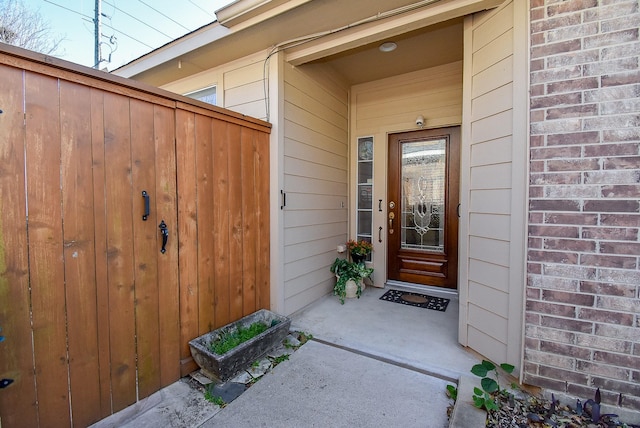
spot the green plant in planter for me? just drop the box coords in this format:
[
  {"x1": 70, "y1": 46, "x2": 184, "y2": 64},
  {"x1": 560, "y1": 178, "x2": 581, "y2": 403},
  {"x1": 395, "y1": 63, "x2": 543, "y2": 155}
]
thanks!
[{"x1": 330, "y1": 258, "x2": 373, "y2": 304}]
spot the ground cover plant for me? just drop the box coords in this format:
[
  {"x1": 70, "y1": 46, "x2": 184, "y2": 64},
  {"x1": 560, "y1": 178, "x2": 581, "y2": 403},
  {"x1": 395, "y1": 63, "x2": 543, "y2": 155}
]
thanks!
[{"x1": 209, "y1": 321, "x2": 268, "y2": 355}]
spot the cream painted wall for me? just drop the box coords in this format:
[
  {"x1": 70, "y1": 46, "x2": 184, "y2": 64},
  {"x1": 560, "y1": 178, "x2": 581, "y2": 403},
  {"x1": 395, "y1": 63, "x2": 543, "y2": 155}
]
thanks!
[
  {"x1": 282, "y1": 63, "x2": 350, "y2": 315},
  {"x1": 350, "y1": 61, "x2": 464, "y2": 285},
  {"x1": 460, "y1": 0, "x2": 527, "y2": 373}
]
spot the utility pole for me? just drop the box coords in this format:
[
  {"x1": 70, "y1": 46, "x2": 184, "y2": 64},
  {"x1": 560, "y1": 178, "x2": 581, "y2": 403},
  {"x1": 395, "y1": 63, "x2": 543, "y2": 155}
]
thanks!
[{"x1": 94, "y1": 0, "x2": 101, "y2": 68}]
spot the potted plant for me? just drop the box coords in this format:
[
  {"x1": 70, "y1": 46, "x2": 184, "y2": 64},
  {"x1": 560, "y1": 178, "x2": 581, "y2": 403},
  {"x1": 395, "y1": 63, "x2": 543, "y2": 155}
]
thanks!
[
  {"x1": 330, "y1": 257, "x2": 374, "y2": 304},
  {"x1": 346, "y1": 239, "x2": 373, "y2": 264}
]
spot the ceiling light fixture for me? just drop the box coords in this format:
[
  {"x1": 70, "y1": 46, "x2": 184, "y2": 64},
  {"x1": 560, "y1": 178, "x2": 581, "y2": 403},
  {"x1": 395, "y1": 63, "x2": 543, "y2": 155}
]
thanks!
[{"x1": 379, "y1": 41, "x2": 397, "y2": 52}]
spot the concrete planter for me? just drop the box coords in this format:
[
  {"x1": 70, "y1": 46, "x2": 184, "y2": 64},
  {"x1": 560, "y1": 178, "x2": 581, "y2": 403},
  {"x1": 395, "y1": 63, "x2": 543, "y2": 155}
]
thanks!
[
  {"x1": 189, "y1": 309, "x2": 291, "y2": 382},
  {"x1": 344, "y1": 278, "x2": 365, "y2": 299}
]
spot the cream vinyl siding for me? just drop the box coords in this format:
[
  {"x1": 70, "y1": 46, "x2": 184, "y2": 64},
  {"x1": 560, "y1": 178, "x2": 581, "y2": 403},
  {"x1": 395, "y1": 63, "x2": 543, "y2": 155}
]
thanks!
[
  {"x1": 350, "y1": 61, "x2": 463, "y2": 283},
  {"x1": 460, "y1": 0, "x2": 527, "y2": 372},
  {"x1": 282, "y1": 64, "x2": 349, "y2": 315},
  {"x1": 160, "y1": 51, "x2": 268, "y2": 120}
]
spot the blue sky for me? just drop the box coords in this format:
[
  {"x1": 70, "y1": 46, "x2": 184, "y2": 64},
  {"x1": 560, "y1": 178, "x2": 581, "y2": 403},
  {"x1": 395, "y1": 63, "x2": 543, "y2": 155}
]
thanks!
[{"x1": 25, "y1": 0, "x2": 234, "y2": 69}]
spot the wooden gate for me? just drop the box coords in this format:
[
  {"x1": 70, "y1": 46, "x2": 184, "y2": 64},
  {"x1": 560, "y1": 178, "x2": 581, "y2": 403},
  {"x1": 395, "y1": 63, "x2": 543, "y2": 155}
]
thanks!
[{"x1": 0, "y1": 45, "x2": 270, "y2": 427}]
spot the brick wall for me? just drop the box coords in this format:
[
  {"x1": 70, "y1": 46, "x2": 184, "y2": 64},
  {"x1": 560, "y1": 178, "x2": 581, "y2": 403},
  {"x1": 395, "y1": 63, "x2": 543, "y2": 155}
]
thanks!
[{"x1": 526, "y1": 0, "x2": 640, "y2": 413}]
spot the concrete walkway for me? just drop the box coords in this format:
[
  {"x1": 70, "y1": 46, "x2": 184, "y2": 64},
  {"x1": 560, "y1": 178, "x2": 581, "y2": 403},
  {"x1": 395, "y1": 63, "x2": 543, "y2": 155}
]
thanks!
[{"x1": 92, "y1": 285, "x2": 483, "y2": 427}]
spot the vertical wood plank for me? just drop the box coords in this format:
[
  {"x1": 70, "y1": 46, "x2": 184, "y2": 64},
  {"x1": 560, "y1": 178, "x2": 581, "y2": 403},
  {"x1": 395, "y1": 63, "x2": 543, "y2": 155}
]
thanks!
[
  {"x1": 59, "y1": 80, "x2": 102, "y2": 427},
  {"x1": 175, "y1": 109, "x2": 199, "y2": 375},
  {"x1": 103, "y1": 92, "x2": 137, "y2": 412},
  {"x1": 0, "y1": 65, "x2": 38, "y2": 428},
  {"x1": 24, "y1": 71, "x2": 71, "y2": 426},
  {"x1": 255, "y1": 130, "x2": 271, "y2": 310},
  {"x1": 154, "y1": 105, "x2": 180, "y2": 386},
  {"x1": 227, "y1": 123, "x2": 244, "y2": 321},
  {"x1": 212, "y1": 121, "x2": 230, "y2": 328},
  {"x1": 195, "y1": 115, "x2": 216, "y2": 334},
  {"x1": 90, "y1": 88, "x2": 113, "y2": 419},
  {"x1": 130, "y1": 99, "x2": 161, "y2": 399},
  {"x1": 241, "y1": 128, "x2": 257, "y2": 315}
]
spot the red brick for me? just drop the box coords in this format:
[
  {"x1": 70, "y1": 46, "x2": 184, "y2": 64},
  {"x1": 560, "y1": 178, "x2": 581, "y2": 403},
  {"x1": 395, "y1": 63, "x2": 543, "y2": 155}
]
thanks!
[
  {"x1": 541, "y1": 315, "x2": 593, "y2": 333},
  {"x1": 544, "y1": 238, "x2": 596, "y2": 252},
  {"x1": 575, "y1": 333, "x2": 631, "y2": 352},
  {"x1": 584, "y1": 28, "x2": 640, "y2": 49},
  {"x1": 529, "y1": 250, "x2": 578, "y2": 264},
  {"x1": 528, "y1": 263, "x2": 542, "y2": 274},
  {"x1": 597, "y1": 295, "x2": 640, "y2": 313},
  {"x1": 530, "y1": 92, "x2": 582, "y2": 109},
  {"x1": 620, "y1": 394, "x2": 640, "y2": 412},
  {"x1": 602, "y1": 185, "x2": 640, "y2": 198},
  {"x1": 530, "y1": 199, "x2": 581, "y2": 212},
  {"x1": 547, "y1": 77, "x2": 599, "y2": 94},
  {"x1": 528, "y1": 237, "x2": 543, "y2": 249},
  {"x1": 531, "y1": 146, "x2": 582, "y2": 160},
  {"x1": 545, "y1": 213, "x2": 598, "y2": 225},
  {"x1": 546, "y1": 131, "x2": 600, "y2": 146},
  {"x1": 580, "y1": 281, "x2": 637, "y2": 297},
  {"x1": 530, "y1": 172, "x2": 582, "y2": 184},
  {"x1": 583, "y1": 114, "x2": 640, "y2": 131},
  {"x1": 529, "y1": 224, "x2": 580, "y2": 238},
  {"x1": 527, "y1": 300, "x2": 577, "y2": 318},
  {"x1": 546, "y1": 159, "x2": 599, "y2": 171},
  {"x1": 595, "y1": 323, "x2": 639, "y2": 341},
  {"x1": 547, "y1": 0, "x2": 597, "y2": 16},
  {"x1": 530, "y1": 212, "x2": 544, "y2": 224},
  {"x1": 602, "y1": 70, "x2": 640, "y2": 87},
  {"x1": 594, "y1": 352, "x2": 640, "y2": 373},
  {"x1": 531, "y1": 14, "x2": 582, "y2": 33},
  {"x1": 530, "y1": 160, "x2": 545, "y2": 173},
  {"x1": 531, "y1": 58, "x2": 545, "y2": 71},
  {"x1": 543, "y1": 264, "x2": 597, "y2": 280},
  {"x1": 546, "y1": 104, "x2": 597, "y2": 120},
  {"x1": 539, "y1": 366, "x2": 589, "y2": 385},
  {"x1": 531, "y1": 84, "x2": 545, "y2": 97},
  {"x1": 602, "y1": 155, "x2": 640, "y2": 169},
  {"x1": 602, "y1": 42, "x2": 640, "y2": 61},
  {"x1": 600, "y1": 213, "x2": 640, "y2": 227},
  {"x1": 584, "y1": 1, "x2": 639, "y2": 21},
  {"x1": 585, "y1": 143, "x2": 639, "y2": 157},
  {"x1": 601, "y1": 241, "x2": 640, "y2": 256},
  {"x1": 591, "y1": 378, "x2": 640, "y2": 397},
  {"x1": 523, "y1": 374, "x2": 567, "y2": 392},
  {"x1": 585, "y1": 85, "x2": 640, "y2": 103},
  {"x1": 580, "y1": 254, "x2": 637, "y2": 269},
  {"x1": 582, "y1": 226, "x2": 639, "y2": 241},
  {"x1": 546, "y1": 49, "x2": 599, "y2": 68},
  {"x1": 542, "y1": 289, "x2": 594, "y2": 306},
  {"x1": 578, "y1": 308, "x2": 634, "y2": 325},
  {"x1": 532, "y1": 65, "x2": 582, "y2": 85},
  {"x1": 584, "y1": 58, "x2": 640, "y2": 77},
  {"x1": 584, "y1": 199, "x2": 639, "y2": 212},
  {"x1": 531, "y1": 109, "x2": 545, "y2": 123},
  {"x1": 540, "y1": 341, "x2": 591, "y2": 359},
  {"x1": 567, "y1": 384, "x2": 597, "y2": 401},
  {"x1": 601, "y1": 98, "x2": 640, "y2": 116}
]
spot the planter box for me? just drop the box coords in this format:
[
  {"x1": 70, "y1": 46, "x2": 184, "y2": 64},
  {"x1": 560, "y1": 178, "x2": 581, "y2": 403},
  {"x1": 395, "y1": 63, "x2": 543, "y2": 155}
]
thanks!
[{"x1": 188, "y1": 309, "x2": 291, "y2": 382}]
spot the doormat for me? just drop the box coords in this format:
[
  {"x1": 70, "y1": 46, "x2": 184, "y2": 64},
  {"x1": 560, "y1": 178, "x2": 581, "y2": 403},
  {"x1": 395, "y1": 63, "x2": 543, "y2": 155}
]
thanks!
[{"x1": 380, "y1": 289, "x2": 449, "y2": 312}]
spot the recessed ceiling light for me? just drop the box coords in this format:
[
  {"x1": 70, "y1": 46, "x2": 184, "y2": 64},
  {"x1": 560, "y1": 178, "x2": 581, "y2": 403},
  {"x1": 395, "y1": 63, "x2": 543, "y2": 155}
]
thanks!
[{"x1": 379, "y1": 41, "x2": 397, "y2": 52}]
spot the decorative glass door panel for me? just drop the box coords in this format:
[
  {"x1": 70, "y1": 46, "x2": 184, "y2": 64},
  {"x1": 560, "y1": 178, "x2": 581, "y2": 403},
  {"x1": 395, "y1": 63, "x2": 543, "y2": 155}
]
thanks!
[
  {"x1": 356, "y1": 137, "x2": 373, "y2": 262},
  {"x1": 401, "y1": 139, "x2": 445, "y2": 253},
  {"x1": 387, "y1": 127, "x2": 460, "y2": 289}
]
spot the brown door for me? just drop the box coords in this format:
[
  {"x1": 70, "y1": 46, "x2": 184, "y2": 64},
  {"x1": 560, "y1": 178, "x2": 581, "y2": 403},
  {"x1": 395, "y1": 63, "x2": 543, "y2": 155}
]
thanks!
[{"x1": 387, "y1": 127, "x2": 460, "y2": 289}]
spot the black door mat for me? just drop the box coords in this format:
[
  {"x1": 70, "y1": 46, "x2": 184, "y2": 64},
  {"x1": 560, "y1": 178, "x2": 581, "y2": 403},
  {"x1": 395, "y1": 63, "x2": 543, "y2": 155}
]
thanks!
[{"x1": 380, "y1": 289, "x2": 450, "y2": 312}]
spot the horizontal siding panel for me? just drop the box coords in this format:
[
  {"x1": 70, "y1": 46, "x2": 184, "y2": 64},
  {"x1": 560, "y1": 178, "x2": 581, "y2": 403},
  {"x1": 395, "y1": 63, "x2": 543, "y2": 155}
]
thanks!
[
  {"x1": 469, "y1": 213, "x2": 511, "y2": 241},
  {"x1": 285, "y1": 102, "x2": 347, "y2": 143},
  {"x1": 468, "y1": 258, "x2": 509, "y2": 293},
  {"x1": 224, "y1": 100, "x2": 266, "y2": 121},
  {"x1": 284, "y1": 157, "x2": 347, "y2": 183},
  {"x1": 284, "y1": 65, "x2": 347, "y2": 115},
  {"x1": 468, "y1": 303, "x2": 508, "y2": 343},
  {"x1": 467, "y1": 326, "x2": 507, "y2": 364},
  {"x1": 468, "y1": 281, "x2": 509, "y2": 318},
  {"x1": 284, "y1": 209, "x2": 347, "y2": 228},
  {"x1": 356, "y1": 87, "x2": 462, "y2": 120},
  {"x1": 283, "y1": 193, "x2": 345, "y2": 210},
  {"x1": 224, "y1": 80, "x2": 264, "y2": 107},
  {"x1": 283, "y1": 176, "x2": 347, "y2": 197},
  {"x1": 470, "y1": 136, "x2": 512, "y2": 167},
  {"x1": 472, "y1": 28, "x2": 514, "y2": 75},
  {"x1": 471, "y1": 109, "x2": 513, "y2": 145},
  {"x1": 284, "y1": 222, "x2": 347, "y2": 246},
  {"x1": 472, "y1": 1, "x2": 514, "y2": 53},
  {"x1": 471, "y1": 82, "x2": 513, "y2": 121},
  {"x1": 470, "y1": 163, "x2": 512, "y2": 190},
  {"x1": 284, "y1": 236, "x2": 344, "y2": 264},
  {"x1": 471, "y1": 56, "x2": 513, "y2": 99},
  {"x1": 285, "y1": 120, "x2": 346, "y2": 156},
  {"x1": 469, "y1": 189, "x2": 511, "y2": 214},
  {"x1": 469, "y1": 236, "x2": 510, "y2": 267},
  {"x1": 285, "y1": 83, "x2": 348, "y2": 129},
  {"x1": 284, "y1": 278, "x2": 333, "y2": 315},
  {"x1": 357, "y1": 105, "x2": 461, "y2": 131},
  {"x1": 284, "y1": 266, "x2": 333, "y2": 299},
  {"x1": 223, "y1": 61, "x2": 263, "y2": 89},
  {"x1": 284, "y1": 251, "x2": 336, "y2": 282},
  {"x1": 285, "y1": 139, "x2": 347, "y2": 170}
]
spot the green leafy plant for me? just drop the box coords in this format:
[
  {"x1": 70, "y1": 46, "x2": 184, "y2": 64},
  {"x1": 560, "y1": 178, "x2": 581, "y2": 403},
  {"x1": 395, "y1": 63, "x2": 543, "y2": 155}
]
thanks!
[
  {"x1": 270, "y1": 354, "x2": 289, "y2": 365},
  {"x1": 330, "y1": 258, "x2": 373, "y2": 304},
  {"x1": 446, "y1": 384, "x2": 458, "y2": 401},
  {"x1": 204, "y1": 385, "x2": 226, "y2": 407},
  {"x1": 470, "y1": 360, "x2": 515, "y2": 411},
  {"x1": 209, "y1": 321, "x2": 268, "y2": 355}
]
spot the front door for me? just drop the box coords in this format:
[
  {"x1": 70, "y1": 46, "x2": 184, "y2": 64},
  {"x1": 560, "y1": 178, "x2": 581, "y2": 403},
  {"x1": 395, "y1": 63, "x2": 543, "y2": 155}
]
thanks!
[{"x1": 387, "y1": 127, "x2": 460, "y2": 289}]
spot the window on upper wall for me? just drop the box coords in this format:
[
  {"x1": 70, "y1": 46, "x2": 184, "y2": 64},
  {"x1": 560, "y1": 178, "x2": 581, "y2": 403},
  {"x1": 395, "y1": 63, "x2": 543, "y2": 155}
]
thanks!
[{"x1": 184, "y1": 85, "x2": 217, "y2": 106}]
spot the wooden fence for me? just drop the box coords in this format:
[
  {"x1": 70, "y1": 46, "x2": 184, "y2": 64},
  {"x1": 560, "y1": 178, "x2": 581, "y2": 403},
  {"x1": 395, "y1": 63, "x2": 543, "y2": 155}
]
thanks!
[{"x1": 0, "y1": 44, "x2": 271, "y2": 427}]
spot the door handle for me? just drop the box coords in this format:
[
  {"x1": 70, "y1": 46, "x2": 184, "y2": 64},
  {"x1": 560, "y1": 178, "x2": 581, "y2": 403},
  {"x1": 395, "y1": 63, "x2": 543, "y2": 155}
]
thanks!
[
  {"x1": 378, "y1": 226, "x2": 383, "y2": 243},
  {"x1": 142, "y1": 191, "x2": 150, "y2": 221},
  {"x1": 159, "y1": 220, "x2": 168, "y2": 254}
]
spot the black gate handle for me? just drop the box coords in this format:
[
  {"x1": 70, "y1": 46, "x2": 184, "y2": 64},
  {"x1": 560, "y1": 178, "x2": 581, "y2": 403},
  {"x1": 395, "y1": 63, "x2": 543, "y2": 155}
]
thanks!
[
  {"x1": 142, "y1": 191, "x2": 150, "y2": 221},
  {"x1": 159, "y1": 220, "x2": 168, "y2": 254}
]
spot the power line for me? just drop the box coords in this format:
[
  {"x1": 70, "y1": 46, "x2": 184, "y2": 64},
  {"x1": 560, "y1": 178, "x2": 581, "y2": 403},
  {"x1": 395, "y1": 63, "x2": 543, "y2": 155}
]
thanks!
[
  {"x1": 43, "y1": 0, "x2": 93, "y2": 20},
  {"x1": 188, "y1": 0, "x2": 215, "y2": 19},
  {"x1": 101, "y1": 21, "x2": 154, "y2": 49},
  {"x1": 102, "y1": 0, "x2": 175, "y2": 40},
  {"x1": 136, "y1": 0, "x2": 191, "y2": 32}
]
